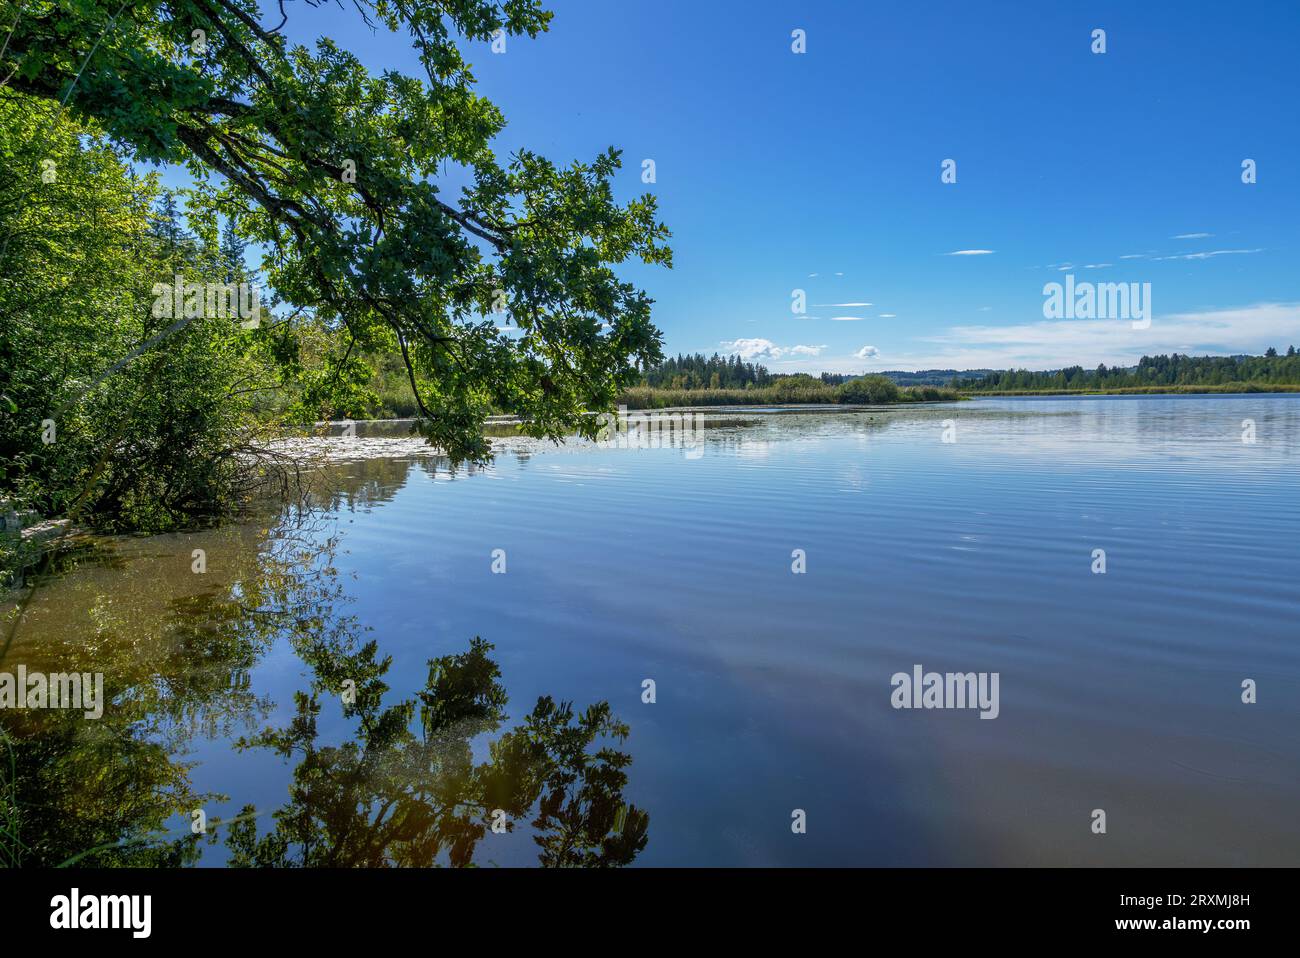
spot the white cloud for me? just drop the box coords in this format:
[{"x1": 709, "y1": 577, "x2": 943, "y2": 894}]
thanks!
[
  {"x1": 830, "y1": 316, "x2": 866, "y2": 322},
  {"x1": 720, "y1": 338, "x2": 782, "y2": 360},
  {"x1": 946, "y1": 249, "x2": 995, "y2": 256},
  {"x1": 878, "y1": 313, "x2": 897, "y2": 318},
  {"x1": 813, "y1": 302, "x2": 873, "y2": 307},
  {"x1": 855, "y1": 345, "x2": 880, "y2": 359},
  {"x1": 1172, "y1": 232, "x2": 1212, "y2": 239},
  {"x1": 720, "y1": 338, "x2": 826, "y2": 360}
]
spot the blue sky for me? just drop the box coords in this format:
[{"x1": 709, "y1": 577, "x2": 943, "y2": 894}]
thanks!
[{"x1": 211, "y1": 0, "x2": 1300, "y2": 372}]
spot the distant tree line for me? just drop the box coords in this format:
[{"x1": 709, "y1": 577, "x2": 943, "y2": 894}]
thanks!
[
  {"x1": 819, "y1": 369, "x2": 992, "y2": 387},
  {"x1": 641, "y1": 353, "x2": 774, "y2": 389},
  {"x1": 967, "y1": 350, "x2": 1300, "y2": 391},
  {"x1": 642, "y1": 350, "x2": 1300, "y2": 395},
  {"x1": 641, "y1": 356, "x2": 998, "y2": 391}
]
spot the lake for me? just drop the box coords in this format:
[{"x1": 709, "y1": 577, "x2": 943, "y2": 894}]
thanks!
[{"x1": 3, "y1": 394, "x2": 1298, "y2": 866}]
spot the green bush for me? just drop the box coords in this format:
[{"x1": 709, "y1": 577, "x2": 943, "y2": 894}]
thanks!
[
  {"x1": 1, "y1": 96, "x2": 281, "y2": 532},
  {"x1": 768, "y1": 375, "x2": 836, "y2": 403},
  {"x1": 836, "y1": 375, "x2": 900, "y2": 404},
  {"x1": 900, "y1": 385, "x2": 956, "y2": 402}
]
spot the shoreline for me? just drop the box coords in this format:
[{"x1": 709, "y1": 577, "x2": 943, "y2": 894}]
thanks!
[{"x1": 960, "y1": 384, "x2": 1300, "y2": 397}]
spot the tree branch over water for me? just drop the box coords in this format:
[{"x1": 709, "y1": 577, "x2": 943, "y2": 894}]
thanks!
[{"x1": 2, "y1": 0, "x2": 672, "y2": 462}]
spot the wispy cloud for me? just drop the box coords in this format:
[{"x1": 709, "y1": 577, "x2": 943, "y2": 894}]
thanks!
[
  {"x1": 813, "y1": 302, "x2": 873, "y2": 307},
  {"x1": 767, "y1": 303, "x2": 1300, "y2": 374},
  {"x1": 946, "y1": 249, "x2": 995, "y2": 256},
  {"x1": 1172, "y1": 232, "x2": 1212, "y2": 239},
  {"x1": 894, "y1": 302, "x2": 1300, "y2": 370},
  {"x1": 830, "y1": 316, "x2": 866, "y2": 322},
  {"x1": 1152, "y1": 248, "x2": 1263, "y2": 261},
  {"x1": 878, "y1": 313, "x2": 897, "y2": 318}
]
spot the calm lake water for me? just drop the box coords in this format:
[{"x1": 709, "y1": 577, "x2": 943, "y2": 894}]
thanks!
[{"x1": 4, "y1": 394, "x2": 1299, "y2": 866}]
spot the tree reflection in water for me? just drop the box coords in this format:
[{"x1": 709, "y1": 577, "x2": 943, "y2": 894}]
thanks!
[
  {"x1": 1, "y1": 488, "x2": 648, "y2": 867},
  {"x1": 221, "y1": 633, "x2": 649, "y2": 867}
]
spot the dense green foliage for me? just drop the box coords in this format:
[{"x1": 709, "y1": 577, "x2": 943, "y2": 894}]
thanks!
[
  {"x1": 967, "y1": 351, "x2": 1300, "y2": 393},
  {"x1": 0, "y1": 0, "x2": 672, "y2": 547},
  {"x1": 3, "y1": 0, "x2": 670, "y2": 471},
  {"x1": 0, "y1": 95, "x2": 284, "y2": 532}
]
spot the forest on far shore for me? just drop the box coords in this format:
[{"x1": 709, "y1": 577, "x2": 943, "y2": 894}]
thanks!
[
  {"x1": 630, "y1": 350, "x2": 1300, "y2": 401},
  {"x1": 963, "y1": 350, "x2": 1300, "y2": 393}
]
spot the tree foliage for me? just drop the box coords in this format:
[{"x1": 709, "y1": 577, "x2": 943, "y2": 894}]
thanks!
[
  {"x1": 641, "y1": 352, "x2": 772, "y2": 390},
  {"x1": 0, "y1": 93, "x2": 283, "y2": 530},
  {"x1": 2, "y1": 0, "x2": 672, "y2": 463}
]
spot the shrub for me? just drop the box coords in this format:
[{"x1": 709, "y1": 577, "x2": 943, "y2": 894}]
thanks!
[
  {"x1": 836, "y1": 375, "x2": 900, "y2": 404},
  {"x1": 768, "y1": 375, "x2": 835, "y2": 402}
]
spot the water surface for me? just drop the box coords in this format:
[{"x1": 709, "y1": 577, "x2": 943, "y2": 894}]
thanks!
[{"x1": 4, "y1": 395, "x2": 1298, "y2": 866}]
